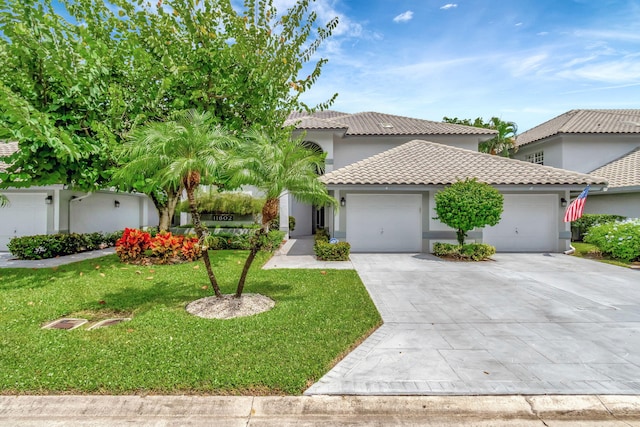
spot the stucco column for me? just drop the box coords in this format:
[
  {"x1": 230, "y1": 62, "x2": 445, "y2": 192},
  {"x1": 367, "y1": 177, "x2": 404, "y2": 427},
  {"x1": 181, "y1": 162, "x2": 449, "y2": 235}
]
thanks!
[{"x1": 279, "y1": 191, "x2": 290, "y2": 239}]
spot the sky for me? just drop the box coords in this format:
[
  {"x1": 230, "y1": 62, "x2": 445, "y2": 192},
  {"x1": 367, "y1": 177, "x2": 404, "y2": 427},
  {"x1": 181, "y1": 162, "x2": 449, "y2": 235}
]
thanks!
[{"x1": 283, "y1": 0, "x2": 640, "y2": 132}]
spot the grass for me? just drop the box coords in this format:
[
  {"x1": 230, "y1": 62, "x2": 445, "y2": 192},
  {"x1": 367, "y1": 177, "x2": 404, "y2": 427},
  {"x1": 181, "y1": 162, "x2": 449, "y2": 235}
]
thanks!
[
  {"x1": 571, "y1": 242, "x2": 633, "y2": 268},
  {"x1": 0, "y1": 251, "x2": 381, "y2": 395}
]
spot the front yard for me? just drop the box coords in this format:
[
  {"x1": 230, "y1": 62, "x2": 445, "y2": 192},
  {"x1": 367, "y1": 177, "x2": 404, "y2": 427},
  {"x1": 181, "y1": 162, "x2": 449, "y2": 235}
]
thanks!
[{"x1": 0, "y1": 251, "x2": 381, "y2": 395}]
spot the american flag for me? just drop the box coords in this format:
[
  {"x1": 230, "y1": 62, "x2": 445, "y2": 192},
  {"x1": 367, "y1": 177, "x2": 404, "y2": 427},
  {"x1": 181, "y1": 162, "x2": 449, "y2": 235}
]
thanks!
[{"x1": 563, "y1": 185, "x2": 590, "y2": 222}]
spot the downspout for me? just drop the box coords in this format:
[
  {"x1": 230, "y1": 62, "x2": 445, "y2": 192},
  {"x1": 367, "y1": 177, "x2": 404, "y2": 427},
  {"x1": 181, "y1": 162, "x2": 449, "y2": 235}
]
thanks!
[{"x1": 68, "y1": 192, "x2": 93, "y2": 233}]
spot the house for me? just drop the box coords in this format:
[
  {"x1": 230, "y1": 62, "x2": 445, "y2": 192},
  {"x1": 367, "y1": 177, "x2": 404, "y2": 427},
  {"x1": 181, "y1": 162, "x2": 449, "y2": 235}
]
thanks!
[
  {"x1": 0, "y1": 141, "x2": 158, "y2": 251},
  {"x1": 282, "y1": 111, "x2": 606, "y2": 253},
  {"x1": 514, "y1": 109, "x2": 640, "y2": 218}
]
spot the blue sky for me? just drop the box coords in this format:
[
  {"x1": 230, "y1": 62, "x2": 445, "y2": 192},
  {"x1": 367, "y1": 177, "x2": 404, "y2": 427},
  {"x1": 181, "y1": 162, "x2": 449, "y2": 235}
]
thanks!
[{"x1": 287, "y1": 0, "x2": 640, "y2": 131}]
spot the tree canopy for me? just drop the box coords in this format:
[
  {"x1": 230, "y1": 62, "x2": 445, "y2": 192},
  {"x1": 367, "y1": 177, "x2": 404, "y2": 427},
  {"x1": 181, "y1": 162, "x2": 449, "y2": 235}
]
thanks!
[
  {"x1": 0, "y1": 0, "x2": 337, "y2": 195},
  {"x1": 433, "y1": 178, "x2": 504, "y2": 245},
  {"x1": 442, "y1": 116, "x2": 518, "y2": 157}
]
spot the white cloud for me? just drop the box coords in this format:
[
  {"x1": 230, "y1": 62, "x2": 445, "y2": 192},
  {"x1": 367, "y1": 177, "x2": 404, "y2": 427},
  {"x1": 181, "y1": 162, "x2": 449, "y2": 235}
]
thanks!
[
  {"x1": 537, "y1": 31, "x2": 549, "y2": 36},
  {"x1": 393, "y1": 11, "x2": 413, "y2": 23},
  {"x1": 515, "y1": 22, "x2": 523, "y2": 27},
  {"x1": 440, "y1": 4, "x2": 458, "y2": 10},
  {"x1": 507, "y1": 53, "x2": 549, "y2": 76},
  {"x1": 558, "y1": 59, "x2": 640, "y2": 84}
]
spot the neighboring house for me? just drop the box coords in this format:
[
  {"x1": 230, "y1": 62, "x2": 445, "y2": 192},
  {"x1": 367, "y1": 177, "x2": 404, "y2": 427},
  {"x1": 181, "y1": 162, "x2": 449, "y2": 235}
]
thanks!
[
  {"x1": 282, "y1": 111, "x2": 605, "y2": 253},
  {"x1": 0, "y1": 141, "x2": 158, "y2": 251},
  {"x1": 514, "y1": 109, "x2": 640, "y2": 218}
]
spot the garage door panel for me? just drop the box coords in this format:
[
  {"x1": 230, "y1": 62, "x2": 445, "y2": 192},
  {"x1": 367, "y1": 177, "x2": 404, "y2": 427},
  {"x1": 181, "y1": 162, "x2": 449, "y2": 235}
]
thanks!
[
  {"x1": 0, "y1": 193, "x2": 48, "y2": 251},
  {"x1": 347, "y1": 194, "x2": 422, "y2": 252},
  {"x1": 484, "y1": 194, "x2": 557, "y2": 252}
]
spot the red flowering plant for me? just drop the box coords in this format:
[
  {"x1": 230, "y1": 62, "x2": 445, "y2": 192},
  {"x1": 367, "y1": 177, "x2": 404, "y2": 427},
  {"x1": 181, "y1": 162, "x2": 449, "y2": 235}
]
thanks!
[
  {"x1": 115, "y1": 228, "x2": 152, "y2": 262},
  {"x1": 150, "y1": 231, "x2": 183, "y2": 263}
]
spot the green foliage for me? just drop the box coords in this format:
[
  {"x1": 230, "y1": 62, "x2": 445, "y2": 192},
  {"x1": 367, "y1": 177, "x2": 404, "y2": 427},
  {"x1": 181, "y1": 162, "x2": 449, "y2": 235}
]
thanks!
[
  {"x1": 7, "y1": 231, "x2": 120, "y2": 260},
  {"x1": 571, "y1": 213, "x2": 627, "y2": 241},
  {"x1": 269, "y1": 215, "x2": 296, "y2": 232},
  {"x1": 0, "y1": 253, "x2": 380, "y2": 394},
  {"x1": 204, "y1": 230, "x2": 284, "y2": 252},
  {"x1": 584, "y1": 219, "x2": 640, "y2": 262},
  {"x1": 177, "y1": 192, "x2": 264, "y2": 215},
  {"x1": 434, "y1": 178, "x2": 504, "y2": 245},
  {"x1": 313, "y1": 231, "x2": 350, "y2": 261},
  {"x1": 442, "y1": 116, "x2": 517, "y2": 157},
  {"x1": 432, "y1": 242, "x2": 496, "y2": 261}
]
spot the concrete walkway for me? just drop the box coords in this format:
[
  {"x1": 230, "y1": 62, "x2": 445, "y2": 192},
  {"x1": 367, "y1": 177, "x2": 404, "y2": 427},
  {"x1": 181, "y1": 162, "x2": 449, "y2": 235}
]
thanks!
[
  {"x1": 0, "y1": 248, "x2": 116, "y2": 268},
  {"x1": 306, "y1": 253, "x2": 640, "y2": 395}
]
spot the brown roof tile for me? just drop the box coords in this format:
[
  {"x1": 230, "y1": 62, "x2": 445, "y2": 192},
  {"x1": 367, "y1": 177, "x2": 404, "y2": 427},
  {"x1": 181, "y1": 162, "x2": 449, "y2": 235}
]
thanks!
[
  {"x1": 288, "y1": 111, "x2": 497, "y2": 137},
  {"x1": 321, "y1": 140, "x2": 606, "y2": 186},
  {"x1": 589, "y1": 147, "x2": 640, "y2": 189},
  {"x1": 516, "y1": 109, "x2": 640, "y2": 147}
]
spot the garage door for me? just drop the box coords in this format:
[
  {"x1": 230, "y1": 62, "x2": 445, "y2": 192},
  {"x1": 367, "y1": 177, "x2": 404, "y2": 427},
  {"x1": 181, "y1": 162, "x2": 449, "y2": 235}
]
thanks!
[
  {"x1": 483, "y1": 194, "x2": 558, "y2": 252},
  {"x1": 347, "y1": 194, "x2": 422, "y2": 252},
  {"x1": 0, "y1": 193, "x2": 48, "y2": 251}
]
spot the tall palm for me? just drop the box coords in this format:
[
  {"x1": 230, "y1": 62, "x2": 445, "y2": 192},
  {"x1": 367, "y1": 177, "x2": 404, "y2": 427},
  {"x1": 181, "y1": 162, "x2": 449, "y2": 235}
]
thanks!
[
  {"x1": 228, "y1": 129, "x2": 335, "y2": 297},
  {"x1": 480, "y1": 117, "x2": 517, "y2": 157},
  {"x1": 116, "y1": 110, "x2": 237, "y2": 297}
]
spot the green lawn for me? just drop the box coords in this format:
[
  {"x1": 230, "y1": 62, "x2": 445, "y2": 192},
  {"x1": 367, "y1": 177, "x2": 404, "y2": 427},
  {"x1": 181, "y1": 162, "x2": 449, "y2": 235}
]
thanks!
[
  {"x1": 571, "y1": 242, "x2": 632, "y2": 268},
  {"x1": 0, "y1": 251, "x2": 381, "y2": 395}
]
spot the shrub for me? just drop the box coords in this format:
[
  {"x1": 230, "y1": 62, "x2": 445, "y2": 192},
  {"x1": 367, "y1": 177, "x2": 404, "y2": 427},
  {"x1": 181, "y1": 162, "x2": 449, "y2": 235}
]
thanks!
[
  {"x1": 8, "y1": 231, "x2": 119, "y2": 260},
  {"x1": 434, "y1": 178, "x2": 503, "y2": 245},
  {"x1": 571, "y1": 214, "x2": 627, "y2": 241},
  {"x1": 176, "y1": 191, "x2": 264, "y2": 215},
  {"x1": 432, "y1": 242, "x2": 496, "y2": 261},
  {"x1": 180, "y1": 237, "x2": 202, "y2": 261},
  {"x1": 314, "y1": 228, "x2": 330, "y2": 242},
  {"x1": 314, "y1": 240, "x2": 351, "y2": 261},
  {"x1": 584, "y1": 218, "x2": 640, "y2": 262},
  {"x1": 269, "y1": 215, "x2": 296, "y2": 232},
  {"x1": 115, "y1": 228, "x2": 152, "y2": 262},
  {"x1": 149, "y1": 231, "x2": 183, "y2": 263}
]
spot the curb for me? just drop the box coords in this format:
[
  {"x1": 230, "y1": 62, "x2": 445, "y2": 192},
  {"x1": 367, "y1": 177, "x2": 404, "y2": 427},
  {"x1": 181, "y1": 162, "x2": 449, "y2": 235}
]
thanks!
[{"x1": 1, "y1": 395, "x2": 640, "y2": 422}]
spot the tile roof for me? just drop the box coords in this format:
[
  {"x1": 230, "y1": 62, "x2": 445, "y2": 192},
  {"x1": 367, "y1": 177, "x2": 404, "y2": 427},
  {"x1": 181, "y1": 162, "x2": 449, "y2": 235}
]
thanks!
[
  {"x1": 287, "y1": 111, "x2": 497, "y2": 137},
  {"x1": 0, "y1": 141, "x2": 18, "y2": 172},
  {"x1": 321, "y1": 139, "x2": 607, "y2": 186},
  {"x1": 589, "y1": 147, "x2": 640, "y2": 189},
  {"x1": 516, "y1": 109, "x2": 640, "y2": 147}
]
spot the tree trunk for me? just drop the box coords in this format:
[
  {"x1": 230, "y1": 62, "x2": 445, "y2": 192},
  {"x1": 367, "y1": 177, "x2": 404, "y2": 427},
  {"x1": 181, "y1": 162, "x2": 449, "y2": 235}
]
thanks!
[
  {"x1": 235, "y1": 228, "x2": 265, "y2": 298},
  {"x1": 150, "y1": 187, "x2": 181, "y2": 232},
  {"x1": 456, "y1": 229, "x2": 467, "y2": 246},
  {"x1": 186, "y1": 186, "x2": 222, "y2": 298},
  {"x1": 261, "y1": 198, "x2": 279, "y2": 230}
]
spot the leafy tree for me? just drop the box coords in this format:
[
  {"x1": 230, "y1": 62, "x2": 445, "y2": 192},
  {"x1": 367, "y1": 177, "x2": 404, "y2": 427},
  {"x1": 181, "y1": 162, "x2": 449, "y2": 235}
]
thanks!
[
  {"x1": 228, "y1": 129, "x2": 335, "y2": 297},
  {"x1": 442, "y1": 116, "x2": 517, "y2": 157},
  {"x1": 0, "y1": 0, "x2": 338, "y2": 227},
  {"x1": 115, "y1": 110, "x2": 237, "y2": 297},
  {"x1": 433, "y1": 178, "x2": 503, "y2": 245}
]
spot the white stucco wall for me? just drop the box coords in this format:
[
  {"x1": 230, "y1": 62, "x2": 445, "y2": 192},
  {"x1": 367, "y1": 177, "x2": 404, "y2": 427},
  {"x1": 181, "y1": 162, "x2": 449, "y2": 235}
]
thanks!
[
  {"x1": 517, "y1": 135, "x2": 640, "y2": 174},
  {"x1": 68, "y1": 192, "x2": 148, "y2": 234},
  {"x1": 584, "y1": 192, "x2": 640, "y2": 218}
]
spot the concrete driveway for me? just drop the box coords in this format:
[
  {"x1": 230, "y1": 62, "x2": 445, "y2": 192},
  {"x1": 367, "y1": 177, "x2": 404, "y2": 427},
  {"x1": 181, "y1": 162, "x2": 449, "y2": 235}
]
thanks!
[{"x1": 306, "y1": 253, "x2": 640, "y2": 395}]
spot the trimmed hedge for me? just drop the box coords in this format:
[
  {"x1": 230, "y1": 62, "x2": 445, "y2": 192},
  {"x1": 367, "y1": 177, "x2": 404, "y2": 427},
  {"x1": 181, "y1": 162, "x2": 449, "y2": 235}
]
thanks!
[
  {"x1": 571, "y1": 214, "x2": 626, "y2": 241},
  {"x1": 8, "y1": 231, "x2": 122, "y2": 260},
  {"x1": 204, "y1": 230, "x2": 285, "y2": 252},
  {"x1": 313, "y1": 229, "x2": 350, "y2": 261},
  {"x1": 433, "y1": 242, "x2": 496, "y2": 261}
]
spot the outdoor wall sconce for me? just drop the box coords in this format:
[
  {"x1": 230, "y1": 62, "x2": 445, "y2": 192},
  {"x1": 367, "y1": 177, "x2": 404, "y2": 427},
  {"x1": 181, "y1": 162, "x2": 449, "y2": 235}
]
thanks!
[
  {"x1": 45, "y1": 195, "x2": 53, "y2": 204},
  {"x1": 340, "y1": 197, "x2": 346, "y2": 207},
  {"x1": 560, "y1": 197, "x2": 567, "y2": 207},
  {"x1": 114, "y1": 200, "x2": 120, "y2": 208}
]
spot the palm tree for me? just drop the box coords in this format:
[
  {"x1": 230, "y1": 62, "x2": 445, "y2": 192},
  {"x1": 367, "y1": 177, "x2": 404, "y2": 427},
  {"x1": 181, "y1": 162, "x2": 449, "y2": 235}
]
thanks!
[
  {"x1": 116, "y1": 110, "x2": 237, "y2": 297},
  {"x1": 480, "y1": 117, "x2": 518, "y2": 157},
  {"x1": 228, "y1": 129, "x2": 335, "y2": 297}
]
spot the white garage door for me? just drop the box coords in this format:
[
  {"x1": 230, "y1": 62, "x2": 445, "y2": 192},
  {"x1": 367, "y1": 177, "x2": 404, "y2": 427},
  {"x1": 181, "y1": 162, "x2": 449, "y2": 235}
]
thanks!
[
  {"x1": 0, "y1": 193, "x2": 48, "y2": 251},
  {"x1": 483, "y1": 194, "x2": 558, "y2": 252},
  {"x1": 347, "y1": 194, "x2": 422, "y2": 252}
]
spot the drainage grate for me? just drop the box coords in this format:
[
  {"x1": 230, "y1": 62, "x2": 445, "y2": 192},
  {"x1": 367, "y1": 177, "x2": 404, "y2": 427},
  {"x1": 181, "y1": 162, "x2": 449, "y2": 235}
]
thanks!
[
  {"x1": 42, "y1": 318, "x2": 88, "y2": 330},
  {"x1": 87, "y1": 318, "x2": 131, "y2": 330}
]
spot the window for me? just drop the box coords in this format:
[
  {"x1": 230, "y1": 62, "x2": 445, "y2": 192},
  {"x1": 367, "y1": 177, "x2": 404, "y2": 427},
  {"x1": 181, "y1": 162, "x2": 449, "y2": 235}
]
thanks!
[{"x1": 525, "y1": 151, "x2": 544, "y2": 165}]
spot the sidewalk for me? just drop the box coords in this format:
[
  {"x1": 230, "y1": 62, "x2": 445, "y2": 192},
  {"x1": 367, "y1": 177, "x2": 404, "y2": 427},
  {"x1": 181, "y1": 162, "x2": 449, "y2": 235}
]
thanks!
[
  {"x1": 0, "y1": 248, "x2": 116, "y2": 269},
  {"x1": 262, "y1": 235, "x2": 353, "y2": 270},
  {"x1": 2, "y1": 395, "x2": 640, "y2": 426}
]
